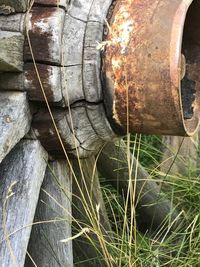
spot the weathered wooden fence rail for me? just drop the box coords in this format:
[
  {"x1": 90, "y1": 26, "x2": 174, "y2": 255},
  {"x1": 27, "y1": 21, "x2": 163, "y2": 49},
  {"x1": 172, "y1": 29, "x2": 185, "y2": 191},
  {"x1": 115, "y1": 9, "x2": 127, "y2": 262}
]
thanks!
[{"x1": 0, "y1": 0, "x2": 200, "y2": 266}]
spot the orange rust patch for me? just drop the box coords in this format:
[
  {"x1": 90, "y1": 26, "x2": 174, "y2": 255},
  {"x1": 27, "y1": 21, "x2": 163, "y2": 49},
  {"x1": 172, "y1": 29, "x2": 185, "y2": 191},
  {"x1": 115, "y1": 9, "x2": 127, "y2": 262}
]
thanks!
[{"x1": 103, "y1": 0, "x2": 200, "y2": 136}]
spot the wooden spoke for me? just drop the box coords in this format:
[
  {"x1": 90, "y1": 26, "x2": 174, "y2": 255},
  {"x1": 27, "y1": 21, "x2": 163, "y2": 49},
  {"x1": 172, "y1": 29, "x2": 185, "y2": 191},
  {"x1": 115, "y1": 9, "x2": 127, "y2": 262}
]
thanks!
[
  {"x1": 0, "y1": 92, "x2": 31, "y2": 163},
  {"x1": 0, "y1": 13, "x2": 25, "y2": 32},
  {"x1": 0, "y1": 140, "x2": 48, "y2": 267},
  {"x1": 25, "y1": 160, "x2": 73, "y2": 267},
  {"x1": 97, "y1": 141, "x2": 181, "y2": 234},
  {"x1": 0, "y1": 31, "x2": 24, "y2": 72}
]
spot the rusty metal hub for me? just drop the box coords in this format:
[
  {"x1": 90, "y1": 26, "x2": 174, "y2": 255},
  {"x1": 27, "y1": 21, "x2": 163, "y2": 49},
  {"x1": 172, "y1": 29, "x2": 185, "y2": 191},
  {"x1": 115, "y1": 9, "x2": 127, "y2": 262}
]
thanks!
[{"x1": 103, "y1": 0, "x2": 200, "y2": 136}]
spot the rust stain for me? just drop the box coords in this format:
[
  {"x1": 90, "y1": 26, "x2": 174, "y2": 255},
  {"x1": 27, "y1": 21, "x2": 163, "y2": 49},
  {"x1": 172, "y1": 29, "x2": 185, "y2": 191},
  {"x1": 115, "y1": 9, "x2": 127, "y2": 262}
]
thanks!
[
  {"x1": 24, "y1": 7, "x2": 59, "y2": 62},
  {"x1": 24, "y1": 63, "x2": 56, "y2": 102},
  {"x1": 103, "y1": 0, "x2": 200, "y2": 136}
]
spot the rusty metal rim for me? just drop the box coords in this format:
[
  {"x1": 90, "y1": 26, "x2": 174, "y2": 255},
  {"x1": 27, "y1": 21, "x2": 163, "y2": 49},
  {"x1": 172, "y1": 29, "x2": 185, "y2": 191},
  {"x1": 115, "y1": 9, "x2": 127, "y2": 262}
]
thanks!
[{"x1": 103, "y1": 0, "x2": 200, "y2": 137}]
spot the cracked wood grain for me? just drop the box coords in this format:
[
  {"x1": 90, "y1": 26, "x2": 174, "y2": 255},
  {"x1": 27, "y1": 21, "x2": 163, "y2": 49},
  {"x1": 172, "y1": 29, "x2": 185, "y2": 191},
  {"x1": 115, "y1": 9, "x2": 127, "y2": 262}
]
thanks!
[
  {"x1": 25, "y1": 160, "x2": 73, "y2": 267},
  {"x1": 0, "y1": 92, "x2": 31, "y2": 163},
  {"x1": 0, "y1": 140, "x2": 48, "y2": 267},
  {"x1": 0, "y1": 31, "x2": 24, "y2": 72}
]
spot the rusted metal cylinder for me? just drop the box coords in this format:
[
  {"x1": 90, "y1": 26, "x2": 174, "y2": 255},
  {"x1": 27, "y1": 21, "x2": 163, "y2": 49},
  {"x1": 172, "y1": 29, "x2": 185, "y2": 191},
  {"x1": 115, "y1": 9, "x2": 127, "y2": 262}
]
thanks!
[{"x1": 103, "y1": 0, "x2": 200, "y2": 136}]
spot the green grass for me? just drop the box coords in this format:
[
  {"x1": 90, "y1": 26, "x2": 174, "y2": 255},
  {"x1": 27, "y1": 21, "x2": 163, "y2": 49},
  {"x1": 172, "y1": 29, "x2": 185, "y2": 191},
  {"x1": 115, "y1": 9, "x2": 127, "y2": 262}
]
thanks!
[
  {"x1": 98, "y1": 134, "x2": 200, "y2": 267},
  {"x1": 21, "y1": 132, "x2": 200, "y2": 266},
  {"x1": 133, "y1": 134, "x2": 163, "y2": 169},
  {"x1": 26, "y1": 133, "x2": 200, "y2": 267}
]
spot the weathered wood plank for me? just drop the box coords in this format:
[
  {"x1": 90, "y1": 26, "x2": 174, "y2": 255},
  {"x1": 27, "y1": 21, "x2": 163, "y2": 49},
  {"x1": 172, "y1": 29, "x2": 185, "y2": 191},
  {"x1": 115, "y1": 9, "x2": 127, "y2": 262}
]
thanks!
[
  {"x1": 24, "y1": 63, "x2": 63, "y2": 103},
  {"x1": 88, "y1": 0, "x2": 113, "y2": 23},
  {"x1": 0, "y1": 31, "x2": 24, "y2": 72},
  {"x1": 25, "y1": 160, "x2": 73, "y2": 267},
  {"x1": 0, "y1": 0, "x2": 29, "y2": 13},
  {"x1": 72, "y1": 157, "x2": 112, "y2": 267},
  {"x1": 0, "y1": 92, "x2": 31, "y2": 163},
  {"x1": 97, "y1": 141, "x2": 181, "y2": 234},
  {"x1": 0, "y1": 64, "x2": 84, "y2": 105},
  {"x1": 24, "y1": 7, "x2": 65, "y2": 64},
  {"x1": 0, "y1": 13, "x2": 25, "y2": 33},
  {"x1": 24, "y1": 61, "x2": 107, "y2": 106},
  {"x1": 67, "y1": 0, "x2": 112, "y2": 23},
  {"x1": 0, "y1": 140, "x2": 48, "y2": 267},
  {"x1": 32, "y1": 102, "x2": 115, "y2": 158},
  {"x1": 83, "y1": 21, "x2": 103, "y2": 102},
  {"x1": 84, "y1": 21, "x2": 103, "y2": 48},
  {"x1": 0, "y1": 64, "x2": 83, "y2": 106},
  {"x1": 32, "y1": 108, "x2": 79, "y2": 156},
  {"x1": 66, "y1": 105, "x2": 104, "y2": 155},
  {"x1": 68, "y1": 0, "x2": 93, "y2": 22},
  {"x1": 62, "y1": 14, "x2": 85, "y2": 65},
  {"x1": 61, "y1": 65, "x2": 85, "y2": 106},
  {"x1": 161, "y1": 135, "x2": 199, "y2": 175},
  {"x1": 86, "y1": 104, "x2": 115, "y2": 140},
  {"x1": 83, "y1": 59, "x2": 102, "y2": 102}
]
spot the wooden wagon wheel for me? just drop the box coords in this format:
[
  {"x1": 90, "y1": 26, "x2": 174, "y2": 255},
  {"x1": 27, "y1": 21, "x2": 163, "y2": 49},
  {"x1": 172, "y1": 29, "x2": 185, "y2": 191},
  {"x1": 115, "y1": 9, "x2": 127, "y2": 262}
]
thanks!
[{"x1": 0, "y1": 0, "x2": 200, "y2": 266}]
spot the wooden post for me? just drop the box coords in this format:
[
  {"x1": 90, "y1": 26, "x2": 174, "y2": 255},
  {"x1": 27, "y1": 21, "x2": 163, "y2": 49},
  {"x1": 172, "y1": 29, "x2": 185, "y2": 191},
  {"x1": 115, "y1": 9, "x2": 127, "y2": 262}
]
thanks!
[
  {"x1": 0, "y1": 140, "x2": 48, "y2": 267},
  {"x1": 25, "y1": 160, "x2": 73, "y2": 267}
]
